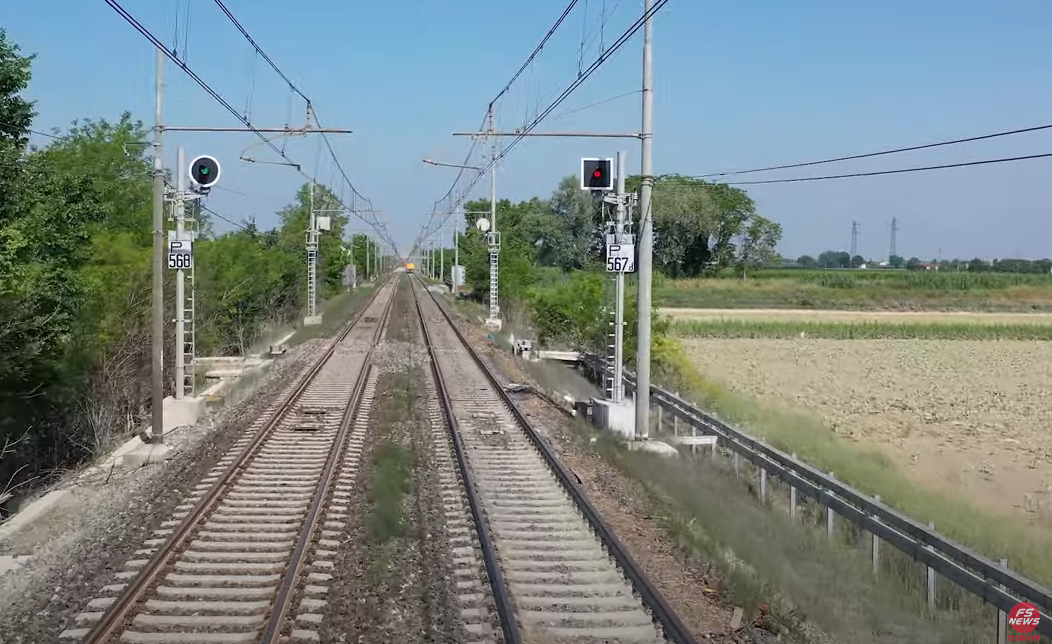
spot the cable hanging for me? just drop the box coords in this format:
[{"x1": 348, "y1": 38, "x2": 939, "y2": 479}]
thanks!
[
  {"x1": 725, "y1": 151, "x2": 1052, "y2": 185},
  {"x1": 698, "y1": 122, "x2": 1052, "y2": 179}
]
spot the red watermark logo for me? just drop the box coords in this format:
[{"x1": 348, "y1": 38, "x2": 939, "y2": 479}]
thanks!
[{"x1": 1008, "y1": 602, "x2": 1041, "y2": 642}]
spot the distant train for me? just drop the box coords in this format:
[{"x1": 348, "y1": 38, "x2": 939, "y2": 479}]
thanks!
[{"x1": 405, "y1": 262, "x2": 415, "y2": 273}]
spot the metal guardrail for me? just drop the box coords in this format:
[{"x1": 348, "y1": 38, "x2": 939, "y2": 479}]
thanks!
[{"x1": 580, "y1": 353, "x2": 1052, "y2": 638}]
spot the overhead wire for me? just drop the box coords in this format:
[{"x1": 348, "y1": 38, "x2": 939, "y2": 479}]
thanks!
[
  {"x1": 414, "y1": 0, "x2": 671, "y2": 254},
  {"x1": 207, "y1": 0, "x2": 388, "y2": 246},
  {"x1": 104, "y1": 0, "x2": 394, "y2": 251},
  {"x1": 697, "y1": 122, "x2": 1052, "y2": 178},
  {"x1": 413, "y1": 0, "x2": 584, "y2": 252},
  {"x1": 104, "y1": 0, "x2": 298, "y2": 169},
  {"x1": 724, "y1": 151, "x2": 1052, "y2": 185}
]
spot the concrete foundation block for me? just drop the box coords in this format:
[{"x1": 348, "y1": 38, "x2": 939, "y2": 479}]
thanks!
[
  {"x1": 590, "y1": 398, "x2": 635, "y2": 439},
  {"x1": 162, "y1": 396, "x2": 205, "y2": 433},
  {"x1": 628, "y1": 440, "x2": 680, "y2": 457},
  {"x1": 302, "y1": 315, "x2": 323, "y2": 326}
]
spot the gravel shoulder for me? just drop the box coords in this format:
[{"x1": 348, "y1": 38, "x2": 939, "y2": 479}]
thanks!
[{"x1": 0, "y1": 337, "x2": 329, "y2": 643}]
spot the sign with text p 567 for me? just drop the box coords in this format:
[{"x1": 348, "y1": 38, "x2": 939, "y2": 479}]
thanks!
[{"x1": 606, "y1": 242, "x2": 635, "y2": 273}]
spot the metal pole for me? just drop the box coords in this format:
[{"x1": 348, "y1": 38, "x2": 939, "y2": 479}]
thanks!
[
  {"x1": 174, "y1": 146, "x2": 185, "y2": 400},
  {"x1": 486, "y1": 105, "x2": 501, "y2": 327},
  {"x1": 613, "y1": 151, "x2": 626, "y2": 403},
  {"x1": 349, "y1": 234, "x2": 356, "y2": 289},
  {"x1": 150, "y1": 47, "x2": 165, "y2": 443},
  {"x1": 453, "y1": 216, "x2": 460, "y2": 294},
  {"x1": 635, "y1": 0, "x2": 655, "y2": 441},
  {"x1": 365, "y1": 236, "x2": 370, "y2": 281},
  {"x1": 440, "y1": 225, "x2": 445, "y2": 286},
  {"x1": 306, "y1": 182, "x2": 318, "y2": 320}
]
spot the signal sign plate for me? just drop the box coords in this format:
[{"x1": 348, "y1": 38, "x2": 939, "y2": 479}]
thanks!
[
  {"x1": 606, "y1": 242, "x2": 635, "y2": 273},
  {"x1": 167, "y1": 231, "x2": 194, "y2": 270}
]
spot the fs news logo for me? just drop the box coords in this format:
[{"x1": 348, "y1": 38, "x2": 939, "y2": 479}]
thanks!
[{"x1": 1008, "y1": 602, "x2": 1041, "y2": 642}]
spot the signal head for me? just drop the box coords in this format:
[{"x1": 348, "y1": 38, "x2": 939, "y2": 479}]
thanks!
[
  {"x1": 581, "y1": 158, "x2": 613, "y2": 191},
  {"x1": 189, "y1": 155, "x2": 221, "y2": 188}
]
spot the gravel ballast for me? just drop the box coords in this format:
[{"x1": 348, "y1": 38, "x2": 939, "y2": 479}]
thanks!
[{"x1": 433, "y1": 295, "x2": 786, "y2": 644}]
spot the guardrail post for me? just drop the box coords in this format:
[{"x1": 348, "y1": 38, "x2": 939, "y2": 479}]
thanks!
[
  {"x1": 789, "y1": 453, "x2": 798, "y2": 521},
  {"x1": 825, "y1": 472, "x2": 835, "y2": 539},
  {"x1": 925, "y1": 520, "x2": 937, "y2": 609},
  {"x1": 997, "y1": 558, "x2": 1008, "y2": 644},
  {"x1": 733, "y1": 452, "x2": 740, "y2": 478},
  {"x1": 871, "y1": 495, "x2": 881, "y2": 576},
  {"x1": 656, "y1": 405, "x2": 663, "y2": 433},
  {"x1": 672, "y1": 412, "x2": 678, "y2": 437},
  {"x1": 759, "y1": 464, "x2": 768, "y2": 504}
]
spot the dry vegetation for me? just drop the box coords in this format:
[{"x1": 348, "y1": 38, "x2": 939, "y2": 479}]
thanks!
[{"x1": 680, "y1": 337, "x2": 1052, "y2": 529}]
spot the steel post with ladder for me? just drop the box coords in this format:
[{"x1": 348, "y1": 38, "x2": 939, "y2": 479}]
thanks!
[{"x1": 182, "y1": 200, "x2": 199, "y2": 398}]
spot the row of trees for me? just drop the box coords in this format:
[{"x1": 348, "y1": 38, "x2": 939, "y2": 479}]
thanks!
[
  {"x1": 452, "y1": 174, "x2": 781, "y2": 350},
  {"x1": 0, "y1": 30, "x2": 379, "y2": 503},
  {"x1": 797, "y1": 251, "x2": 1052, "y2": 274}
]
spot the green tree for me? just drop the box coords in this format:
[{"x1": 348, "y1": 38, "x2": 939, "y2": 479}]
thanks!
[{"x1": 737, "y1": 215, "x2": 783, "y2": 279}]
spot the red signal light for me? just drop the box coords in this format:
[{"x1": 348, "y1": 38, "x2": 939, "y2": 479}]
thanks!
[{"x1": 594, "y1": 170, "x2": 602, "y2": 178}]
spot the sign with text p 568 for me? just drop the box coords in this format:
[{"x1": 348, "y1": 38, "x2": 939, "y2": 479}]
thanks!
[
  {"x1": 167, "y1": 239, "x2": 193, "y2": 271},
  {"x1": 606, "y1": 242, "x2": 635, "y2": 273}
]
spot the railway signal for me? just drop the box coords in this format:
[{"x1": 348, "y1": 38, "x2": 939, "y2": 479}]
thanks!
[
  {"x1": 188, "y1": 155, "x2": 221, "y2": 189},
  {"x1": 581, "y1": 158, "x2": 613, "y2": 191}
]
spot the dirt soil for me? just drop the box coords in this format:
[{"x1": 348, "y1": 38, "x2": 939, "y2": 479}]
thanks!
[
  {"x1": 0, "y1": 338, "x2": 329, "y2": 644},
  {"x1": 681, "y1": 338, "x2": 1052, "y2": 527},
  {"x1": 661, "y1": 308, "x2": 1052, "y2": 325},
  {"x1": 440, "y1": 300, "x2": 780, "y2": 644}
]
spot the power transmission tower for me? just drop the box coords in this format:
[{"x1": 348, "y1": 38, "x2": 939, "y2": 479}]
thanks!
[
  {"x1": 850, "y1": 220, "x2": 859, "y2": 257},
  {"x1": 888, "y1": 217, "x2": 899, "y2": 262}
]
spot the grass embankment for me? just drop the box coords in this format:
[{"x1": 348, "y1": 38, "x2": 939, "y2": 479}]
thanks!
[
  {"x1": 654, "y1": 347, "x2": 1052, "y2": 590},
  {"x1": 658, "y1": 269, "x2": 1052, "y2": 311},
  {"x1": 286, "y1": 282, "x2": 379, "y2": 345},
  {"x1": 670, "y1": 318, "x2": 1052, "y2": 340},
  {"x1": 563, "y1": 421, "x2": 990, "y2": 644}
]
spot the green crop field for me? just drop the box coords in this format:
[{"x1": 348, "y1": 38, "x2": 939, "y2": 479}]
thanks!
[
  {"x1": 656, "y1": 269, "x2": 1052, "y2": 311},
  {"x1": 669, "y1": 318, "x2": 1052, "y2": 340}
]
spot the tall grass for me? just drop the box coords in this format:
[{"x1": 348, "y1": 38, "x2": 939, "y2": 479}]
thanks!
[{"x1": 670, "y1": 319, "x2": 1052, "y2": 340}]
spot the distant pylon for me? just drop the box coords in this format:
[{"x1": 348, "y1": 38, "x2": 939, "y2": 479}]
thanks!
[
  {"x1": 850, "y1": 220, "x2": 859, "y2": 257},
  {"x1": 888, "y1": 217, "x2": 899, "y2": 261}
]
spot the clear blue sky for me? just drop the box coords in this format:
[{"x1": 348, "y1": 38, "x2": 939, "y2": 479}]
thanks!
[{"x1": 6, "y1": 0, "x2": 1052, "y2": 260}]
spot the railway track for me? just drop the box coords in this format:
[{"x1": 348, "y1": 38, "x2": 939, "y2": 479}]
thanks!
[
  {"x1": 62, "y1": 279, "x2": 397, "y2": 644},
  {"x1": 411, "y1": 277, "x2": 696, "y2": 644}
]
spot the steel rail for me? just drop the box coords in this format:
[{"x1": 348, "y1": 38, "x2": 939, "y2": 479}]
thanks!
[
  {"x1": 259, "y1": 284, "x2": 396, "y2": 642},
  {"x1": 410, "y1": 276, "x2": 522, "y2": 644},
  {"x1": 412, "y1": 276, "x2": 697, "y2": 644},
  {"x1": 81, "y1": 278, "x2": 392, "y2": 644}
]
